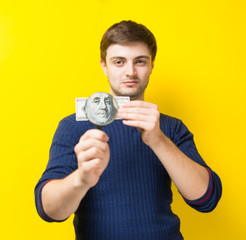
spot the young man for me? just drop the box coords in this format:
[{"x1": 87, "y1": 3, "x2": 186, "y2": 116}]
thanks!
[{"x1": 35, "y1": 20, "x2": 222, "y2": 239}]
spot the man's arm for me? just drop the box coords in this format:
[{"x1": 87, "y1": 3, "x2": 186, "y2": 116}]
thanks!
[
  {"x1": 41, "y1": 129, "x2": 110, "y2": 221},
  {"x1": 118, "y1": 101, "x2": 209, "y2": 201}
]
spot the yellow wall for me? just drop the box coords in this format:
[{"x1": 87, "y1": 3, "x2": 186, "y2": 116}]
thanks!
[{"x1": 0, "y1": 0, "x2": 245, "y2": 239}]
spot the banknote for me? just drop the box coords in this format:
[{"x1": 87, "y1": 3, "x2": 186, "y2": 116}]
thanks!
[{"x1": 76, "y1": 95, "x2": 130, "y2": 121}]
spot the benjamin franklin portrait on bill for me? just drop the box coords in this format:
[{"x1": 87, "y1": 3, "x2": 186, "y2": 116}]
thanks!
[{"x1": 85, "y1": 92, "x2": 118, "y2": 126}]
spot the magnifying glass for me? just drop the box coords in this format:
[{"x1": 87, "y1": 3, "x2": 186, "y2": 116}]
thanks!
[{"x1": 84, "y1": 92, "x2": 118, "y2": 130}]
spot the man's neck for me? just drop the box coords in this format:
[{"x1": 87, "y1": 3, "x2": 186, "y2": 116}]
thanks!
[{"x1": 110, "y1": 90, "x2": 145, "y2": 101}]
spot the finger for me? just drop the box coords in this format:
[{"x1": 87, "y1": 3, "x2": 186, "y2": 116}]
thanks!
[
  {"x1": 122, "y1": 100, "x2": 158, "y2": 110},
  {"x1": 74, "y1": 138, "x2": 108, "y2": 154},
  {"x1": 122, "y1": 119, "x2": 155, "y2": 130},
  {"x1": 118, "y1": 101, "x2": 159, "y2": 120},
  {"x1": 118, "y1": 112, "x2": 157, "y2": 122},
  {"x1": 79, "y1": 129, "x2": 109, "y2": 142},
  {"x1": 118, "y1": 108, "x2": 160, "y2": 123},
  {"x1": 118, "y1": 106, "x2": 159, "y2": 117},
  {"x1": 77, "y1": 145, "x2": 108, "y2": 163},
  {"x1": 80, "y1": 158, "x2": 103, "y2": 175}
]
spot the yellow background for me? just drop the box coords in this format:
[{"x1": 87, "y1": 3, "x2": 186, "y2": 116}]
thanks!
[{"x1": 0, "y1": 0, "x2": 245, "y2": 239}]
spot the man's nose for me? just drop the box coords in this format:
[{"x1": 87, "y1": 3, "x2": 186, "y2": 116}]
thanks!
[{"x1": 125, "y1": 63, "x2": 136, "y2": 77}]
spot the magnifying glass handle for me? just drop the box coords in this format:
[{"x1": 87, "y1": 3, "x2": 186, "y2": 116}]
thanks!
[{"x1": 96, "y1": 125, "x2": 102, "y2": 130}]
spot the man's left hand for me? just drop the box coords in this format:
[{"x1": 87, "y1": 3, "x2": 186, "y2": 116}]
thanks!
[{"x1": 117, "y1": 100, "x2": 163, "y2": 147}]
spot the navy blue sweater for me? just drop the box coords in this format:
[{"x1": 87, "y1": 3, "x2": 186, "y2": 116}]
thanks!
[{"x1": 35, "y1": 113, "x2": 222, "y2": 240}]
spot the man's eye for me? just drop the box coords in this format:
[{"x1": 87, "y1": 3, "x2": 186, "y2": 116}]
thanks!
[
  {"x1": 136, "y1": 60, "x2": 146, "y2": 65},
  {"x1": 114, "y1": 60, "x2": 124, "y2": 66}
]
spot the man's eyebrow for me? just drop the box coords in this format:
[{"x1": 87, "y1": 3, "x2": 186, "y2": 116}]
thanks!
[
  {"x1": 135, "y1": 55, "x2": 150, "y2": 60},
  {"x1": 109, "y1": 56, "x2": 150, "y2": 61},
  {"x1": 109, "y1": 57, "x2": 126, "y2": 61}
]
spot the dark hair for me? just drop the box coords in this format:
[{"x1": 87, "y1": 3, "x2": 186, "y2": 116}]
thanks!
[{"x1": 100, "y1": 20, "x2": 157, "y2": 62}]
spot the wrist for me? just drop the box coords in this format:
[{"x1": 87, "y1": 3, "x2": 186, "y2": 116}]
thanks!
[
  {"x1": 72, "y1": 169, "x2": 91, "y2": 192},
  {"x1": 149, "y1": 132, "x2": 176, "y2": 158},
  {"x1": 148, "y1": 130, "x2": 167, "y2": 150}
]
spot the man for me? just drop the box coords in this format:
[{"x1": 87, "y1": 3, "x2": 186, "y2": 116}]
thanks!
[{"x1": 35, "y1": 20, "x2": 222, "y2": 239}]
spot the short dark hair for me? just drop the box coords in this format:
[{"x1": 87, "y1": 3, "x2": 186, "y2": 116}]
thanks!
[{"x1": 100, "y1": 20, "x2": 157, "y2": 62}]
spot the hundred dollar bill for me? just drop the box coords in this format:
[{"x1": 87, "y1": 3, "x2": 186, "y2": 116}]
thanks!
[{"x1": 75, "y1": 95, "x2": 130, "y2": 121}]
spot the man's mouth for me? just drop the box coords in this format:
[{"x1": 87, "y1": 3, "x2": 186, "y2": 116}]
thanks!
[{"x1": 122, "y1": 80, "x2": 139, "y2": 86}]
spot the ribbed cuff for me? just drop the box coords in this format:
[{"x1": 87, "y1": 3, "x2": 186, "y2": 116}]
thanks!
[
  {"x1": 183, "y1": 167, "x2": 213, "y2": 205},
  {"x1": 36, "y1": 179, "x2": 66, "y2": 222}
]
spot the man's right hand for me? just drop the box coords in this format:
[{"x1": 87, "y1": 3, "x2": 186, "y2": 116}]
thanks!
[
  {"x1": 74, "y1": 129, "x2": 110, "y2": 188},
  {"x1": 41, "y1": 129, "x2": 110, "y2": 221}
]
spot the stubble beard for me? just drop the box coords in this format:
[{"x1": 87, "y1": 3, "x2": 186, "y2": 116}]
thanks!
[{"x1": 110, "y1": 81, "x2": 149, "y2": 100}]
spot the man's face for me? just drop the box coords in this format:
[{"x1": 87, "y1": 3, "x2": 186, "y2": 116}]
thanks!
[
  {"x1": 100, "y1": 42, "x2": 154, "y2": 100},
  {"x1": 86, "y1": 92, "x2": 114, "y2": 124}
]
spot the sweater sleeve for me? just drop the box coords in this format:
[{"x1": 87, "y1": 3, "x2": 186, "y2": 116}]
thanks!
[
  {"x1": 171, "y1": 119, "x2": 222, "y2": 212},
  {"x1": 34, "y1": 114, "x2": 85, "y2": 222},
  {"x1": 182, "y1": 167, "x2": 222, "y2": 212}
]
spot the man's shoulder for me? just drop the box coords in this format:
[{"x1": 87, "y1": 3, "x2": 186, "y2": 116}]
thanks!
[
  {"x1": 159, "y1": 113, "x2": 185, "y2": 139},
  {"x1": 159, "y1": 113, "x2": 181, "y2": 125},
  {"x1": 59, "y1": 113, "x2": 76, "y2": 123}
]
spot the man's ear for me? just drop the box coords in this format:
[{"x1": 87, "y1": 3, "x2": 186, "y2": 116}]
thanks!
[
  {"x1": 149, "y1": 60, "x2": 155, "y2": 75},
  {"x1": 151, "y1": 60, "x2": 155, "y2": 69},
  {"x1": 100, "y1": 59, "x2": 108, "y2": 76}
]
